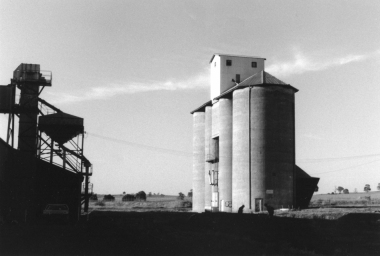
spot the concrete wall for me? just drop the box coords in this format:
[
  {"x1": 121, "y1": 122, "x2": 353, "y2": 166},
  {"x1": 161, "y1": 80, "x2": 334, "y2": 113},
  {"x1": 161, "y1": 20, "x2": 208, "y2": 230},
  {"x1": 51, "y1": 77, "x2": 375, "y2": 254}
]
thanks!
[
  {"x1": 204, "y1": 106, "x2": 213, "y2": 211},
  {"x1": 192, "y1": 112, "x2": 205, "y2": 212},
  {"x1": 231, "y1": 85, "x2": 295, "y2": 212},
  {"x1": 211, "y1": 102, "x2": 219, "y2": 138},
  {"x1": 250, "y1": 86, "x2": 295, "y2": 210},
  {"x1": 232, "y1": 88, "x2": 250, "y2": 212},
  {"x1": 218, "y1": 98, "x2": 232, "y2": 212}
]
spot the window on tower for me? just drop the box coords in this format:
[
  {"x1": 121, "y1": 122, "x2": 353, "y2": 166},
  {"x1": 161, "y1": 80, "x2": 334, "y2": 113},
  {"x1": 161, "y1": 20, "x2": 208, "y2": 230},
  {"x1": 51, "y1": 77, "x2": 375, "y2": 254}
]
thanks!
[
  {"x1": 251, "y1": 62, "x2": 257, "y2": 68},
  {"x1": 226, "y1": 60, "x2": 232, "y2": 66}
]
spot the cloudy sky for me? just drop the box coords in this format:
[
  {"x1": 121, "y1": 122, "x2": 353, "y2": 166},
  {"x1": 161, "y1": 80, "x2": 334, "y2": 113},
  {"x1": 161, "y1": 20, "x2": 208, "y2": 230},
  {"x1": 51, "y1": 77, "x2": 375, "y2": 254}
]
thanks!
[{"x1": 1, "y1": 0, "x2": 379, "y2": 195}]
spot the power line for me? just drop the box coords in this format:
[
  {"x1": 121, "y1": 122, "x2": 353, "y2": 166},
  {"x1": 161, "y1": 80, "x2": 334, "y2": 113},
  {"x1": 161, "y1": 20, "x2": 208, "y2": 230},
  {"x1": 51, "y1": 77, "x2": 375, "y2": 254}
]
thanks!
[
  {"x1": 311, "y1": 159, "x2": 380, "y2": 175},
  {"x1": 297, "y1": 153, "x2": 380, "y2": 163},
  {"x1": 87, "y1": 132, "x2": 380, "y2": 169},
  {"x1": 87, "y1": 132, "x2": 192, "y2": 157}
]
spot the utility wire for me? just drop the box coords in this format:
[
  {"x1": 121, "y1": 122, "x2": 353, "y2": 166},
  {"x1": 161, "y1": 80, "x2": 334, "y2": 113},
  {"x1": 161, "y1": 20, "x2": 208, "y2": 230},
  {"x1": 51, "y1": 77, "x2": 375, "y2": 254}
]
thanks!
[
  {"x1": 87, "y1": 132, "x2": 192, "y2": 157},
  {"x1": 309, "y1": 158, "x2": 380, "y2": 175},
  {"x1": 297, "y1": 153, "x2": 380, "y2": 163},
  {"x1": 87, "y1": 132, "x2": 380, "y2": 174}
]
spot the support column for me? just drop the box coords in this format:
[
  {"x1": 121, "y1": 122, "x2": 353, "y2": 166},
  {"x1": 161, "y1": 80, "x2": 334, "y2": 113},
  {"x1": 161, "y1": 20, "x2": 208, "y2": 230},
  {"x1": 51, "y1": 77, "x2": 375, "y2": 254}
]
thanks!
[
  {"x1": 192, "y1": 112, "x2": 205, "y2": 212},
  {"x1": 218, "y1": 98, "x2": 232, "y2": 212},
  {"x1": 232, "y1": 88, "x2": 250, "y2": 212},
  {"x1": 204, "y1": 106, "x2": 212, "y2": 211}
]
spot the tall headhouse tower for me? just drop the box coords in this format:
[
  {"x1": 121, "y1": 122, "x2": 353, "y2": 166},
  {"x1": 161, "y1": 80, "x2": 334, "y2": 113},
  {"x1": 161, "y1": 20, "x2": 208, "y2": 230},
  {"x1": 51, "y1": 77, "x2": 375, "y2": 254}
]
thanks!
[{"x1": 191, "y1": 54, "x2": 319, "y2": 213}]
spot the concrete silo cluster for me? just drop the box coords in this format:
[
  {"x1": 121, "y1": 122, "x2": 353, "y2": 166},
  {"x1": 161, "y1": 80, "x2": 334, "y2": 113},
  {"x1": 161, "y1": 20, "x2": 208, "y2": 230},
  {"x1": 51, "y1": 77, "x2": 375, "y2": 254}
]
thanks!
[{"x1": 191, "y1": 54, "x2": 319, "y2": 213}]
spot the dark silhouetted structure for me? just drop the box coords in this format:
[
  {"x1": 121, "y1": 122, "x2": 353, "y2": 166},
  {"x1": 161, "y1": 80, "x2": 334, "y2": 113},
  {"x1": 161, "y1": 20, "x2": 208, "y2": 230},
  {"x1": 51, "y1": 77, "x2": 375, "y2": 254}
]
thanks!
[
  {"x1": 0, "y1": 63, "x2": 93, "y2": 223},
  {"x1": 238, "y1": 204, "x2": 245, "y2": 214},
  {"x1": 264, "y1": 203, "x2": 274, "y2": 218}
]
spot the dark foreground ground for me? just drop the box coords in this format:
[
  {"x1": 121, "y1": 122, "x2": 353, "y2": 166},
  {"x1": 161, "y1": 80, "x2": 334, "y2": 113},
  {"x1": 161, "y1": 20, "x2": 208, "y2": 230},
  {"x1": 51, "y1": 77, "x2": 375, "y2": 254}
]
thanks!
[{"x1": 1, "y1": 211, "x2": 380, "y2": 256}]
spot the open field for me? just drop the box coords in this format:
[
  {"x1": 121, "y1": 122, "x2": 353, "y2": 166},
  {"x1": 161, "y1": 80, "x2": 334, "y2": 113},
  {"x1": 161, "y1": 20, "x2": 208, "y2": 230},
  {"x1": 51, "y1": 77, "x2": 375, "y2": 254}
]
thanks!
[
  {"x1": 90, "y1": 195, "x2": 192, "y2": 212},
  {"x1": 310, "y1": 191, "x2": 380, "y2": 207},
  {"x1": 312, "y1": 191, "x2": 380, "y2": 200}
]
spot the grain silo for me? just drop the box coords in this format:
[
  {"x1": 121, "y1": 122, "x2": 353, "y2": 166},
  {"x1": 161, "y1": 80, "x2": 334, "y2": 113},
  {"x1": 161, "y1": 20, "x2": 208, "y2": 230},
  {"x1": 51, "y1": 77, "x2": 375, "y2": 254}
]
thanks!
[{"x1": 191, "y1": 54, "x2": 319, "y2": 213}]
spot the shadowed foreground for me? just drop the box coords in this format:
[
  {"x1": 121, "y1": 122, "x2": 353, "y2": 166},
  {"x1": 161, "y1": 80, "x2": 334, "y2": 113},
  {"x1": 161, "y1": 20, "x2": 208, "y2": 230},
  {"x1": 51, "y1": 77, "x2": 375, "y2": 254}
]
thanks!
[{"x1": 1, "y1": 211, "x2": 379, "y2": 255}]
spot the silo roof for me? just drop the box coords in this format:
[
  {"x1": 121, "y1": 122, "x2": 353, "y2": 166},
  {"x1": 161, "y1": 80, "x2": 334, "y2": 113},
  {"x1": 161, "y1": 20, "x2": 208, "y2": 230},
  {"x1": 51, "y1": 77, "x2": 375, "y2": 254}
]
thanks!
[
  {"x1": 190, "y1": 100, "x2": 212, "y2": 114},
  {"x1": 214, "y1": 71, "x2": 298, "y2": 100},
  {"x1": 190, "y1": 71, "x2": 299, "y2": 114}
]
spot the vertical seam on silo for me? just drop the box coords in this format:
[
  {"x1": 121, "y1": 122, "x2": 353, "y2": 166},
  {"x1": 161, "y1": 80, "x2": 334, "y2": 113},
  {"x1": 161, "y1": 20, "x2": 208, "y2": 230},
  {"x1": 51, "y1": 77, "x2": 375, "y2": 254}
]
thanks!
[
  {"x1": 249, "y1": 86, "x2": 252, "y2": 210},
  {"x1": 293, "y1": 95, "x2": 296, "y2": 208}
]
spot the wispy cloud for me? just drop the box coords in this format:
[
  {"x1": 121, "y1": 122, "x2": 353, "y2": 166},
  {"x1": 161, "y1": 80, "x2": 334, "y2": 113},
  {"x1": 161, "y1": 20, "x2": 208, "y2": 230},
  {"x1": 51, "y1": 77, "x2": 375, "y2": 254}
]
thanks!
[
  {"x1": 266, "y1": 50, "x2": 378, "y2": 77},
  {"x1": 48, "y1": 69, "x2": 209, "y2": 104}
]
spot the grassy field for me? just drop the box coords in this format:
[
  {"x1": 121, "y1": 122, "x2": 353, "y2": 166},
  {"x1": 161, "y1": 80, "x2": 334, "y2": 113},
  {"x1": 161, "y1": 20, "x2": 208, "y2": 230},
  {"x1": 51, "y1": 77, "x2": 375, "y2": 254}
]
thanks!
[
  {"x1": 310, "y1": 191, "x2": 380, "y2": 207},
  {"x1": 90, "y1": 195, "x2": 192, "y2": 212}
]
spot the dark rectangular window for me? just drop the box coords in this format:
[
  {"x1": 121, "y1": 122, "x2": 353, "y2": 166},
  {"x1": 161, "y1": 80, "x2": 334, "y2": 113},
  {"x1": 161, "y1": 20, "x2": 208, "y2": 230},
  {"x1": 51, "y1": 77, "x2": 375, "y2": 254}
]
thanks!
[
  {"x1": 226, "y1": 60, "x2": 232, "y2": 66},
  {"x1": 236, "y1": 74, "x2": 240, "y2": 83},
  {"x1": 213, "y1": 137, "x2": 219, "y2": 162},
  {"x1": 251, "y1": 62, "x2": 257, "y2": 68}
]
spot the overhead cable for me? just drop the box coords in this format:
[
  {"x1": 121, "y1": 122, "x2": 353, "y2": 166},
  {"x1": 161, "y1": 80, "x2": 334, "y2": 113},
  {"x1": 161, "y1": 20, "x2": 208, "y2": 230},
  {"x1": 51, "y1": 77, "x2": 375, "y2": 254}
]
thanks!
[
  {"x1": 310, "y1": 159, "x2": 380, "y2": 175},
  {"x1": 87, "y1": 132, "x2": 192, "y2": 157}
]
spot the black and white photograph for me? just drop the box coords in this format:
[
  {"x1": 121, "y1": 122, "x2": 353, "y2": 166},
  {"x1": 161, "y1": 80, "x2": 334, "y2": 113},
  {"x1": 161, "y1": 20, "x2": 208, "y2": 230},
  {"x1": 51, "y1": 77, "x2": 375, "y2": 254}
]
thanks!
[{"x1": 0, "y1": 1, "x2": 379, "y2": 255}]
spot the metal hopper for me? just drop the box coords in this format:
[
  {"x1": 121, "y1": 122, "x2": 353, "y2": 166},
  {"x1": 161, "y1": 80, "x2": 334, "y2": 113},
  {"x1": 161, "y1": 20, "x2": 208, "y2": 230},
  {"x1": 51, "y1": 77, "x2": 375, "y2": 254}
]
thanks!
[{"x1": 39, "y1": 112, "x2": 84, "y2": 145}]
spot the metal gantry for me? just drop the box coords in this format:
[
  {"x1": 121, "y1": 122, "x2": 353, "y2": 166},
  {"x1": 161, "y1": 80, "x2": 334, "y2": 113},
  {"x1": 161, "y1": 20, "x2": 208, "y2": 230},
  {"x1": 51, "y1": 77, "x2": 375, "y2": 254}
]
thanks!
[{"x1": 1, "y1": 63, "x2": 93, "y2": 213}]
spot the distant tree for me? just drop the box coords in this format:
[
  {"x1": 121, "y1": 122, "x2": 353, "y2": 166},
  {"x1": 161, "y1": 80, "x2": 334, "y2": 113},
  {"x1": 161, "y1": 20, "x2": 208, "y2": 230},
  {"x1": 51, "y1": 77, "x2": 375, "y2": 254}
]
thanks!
[
  {"x1": 103, "y1": 194, "x2": 115, "y2": 201},
  {"x1": 343, "y1": 189, "x2": 349, "y2": 194},
  {"x1": 161, "y1": 194, "x2": 165, "y2": 197},
  {"x1": 148, "y1": 192, "x2": 152, "y2": 197},
  {"x1": 337, "y1": 186, "x2": 344, "y2": 194},
  {"x1": 123, "y1": 191, "x2": 126, "y2": 194},
  {"x1": 331, "y1": 192, "x2": 335, "y2": 195},
  {"x1": 136, "y1": 191, "x2": 147, "y2": 201},
  {"x1": 178, "y1": 192, "x2": 185, "y2": 200},
  {"x1": 377, "y1": 183, "x2": 380, "y2": 191},
  {"x1": 122, "y1": 194, "x2": 135, "y2": 201},
  {"x1": 90, "y1": 194, "x2": 98, "y2": 201},
  {"x1": 188, "y1": 189, "x2": 193, "y2": 198},
  {"x1": 364, "y1": 184, "x2": 371, "y2": 193}
]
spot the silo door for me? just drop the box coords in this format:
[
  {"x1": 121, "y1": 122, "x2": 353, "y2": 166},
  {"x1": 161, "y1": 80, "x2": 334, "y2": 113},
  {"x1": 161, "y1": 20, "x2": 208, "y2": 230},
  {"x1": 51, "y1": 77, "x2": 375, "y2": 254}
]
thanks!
[{"x1": 255, "y1": 198, "x2": 263, "y2": 212}]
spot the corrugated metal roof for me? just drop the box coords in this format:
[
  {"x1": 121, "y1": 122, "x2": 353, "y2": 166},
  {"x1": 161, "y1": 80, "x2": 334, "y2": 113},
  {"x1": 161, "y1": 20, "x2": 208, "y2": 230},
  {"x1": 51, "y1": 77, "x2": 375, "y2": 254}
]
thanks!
[
  {"x1": 264, "y1": 72, "x2": 288, "y2": 85},
  {"x1": 191, "y1": 71, "x2": 299, "y2": 114},
  {"x1": 214, "y1": 71, "x2": 298, "y2": 100},
  {"x1": 238, "y1": 71, "x2": 288, "y2": 86},
  {"x1": 190, "y1": 100, "x2": 212, "y2": 114}
]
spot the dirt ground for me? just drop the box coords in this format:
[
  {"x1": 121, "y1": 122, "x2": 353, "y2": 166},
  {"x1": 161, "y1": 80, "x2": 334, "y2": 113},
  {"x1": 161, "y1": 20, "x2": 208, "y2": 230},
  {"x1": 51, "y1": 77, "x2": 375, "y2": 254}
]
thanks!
[{"x1": 1, "y1": 210, "x2": 380, "y2": 256}]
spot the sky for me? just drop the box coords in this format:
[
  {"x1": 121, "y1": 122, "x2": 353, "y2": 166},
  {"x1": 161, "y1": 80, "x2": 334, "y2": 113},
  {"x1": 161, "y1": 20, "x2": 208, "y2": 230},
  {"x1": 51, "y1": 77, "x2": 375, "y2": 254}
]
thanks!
[{"x1": 1, "y1": 0, "x2": 379, "y2": 195}]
